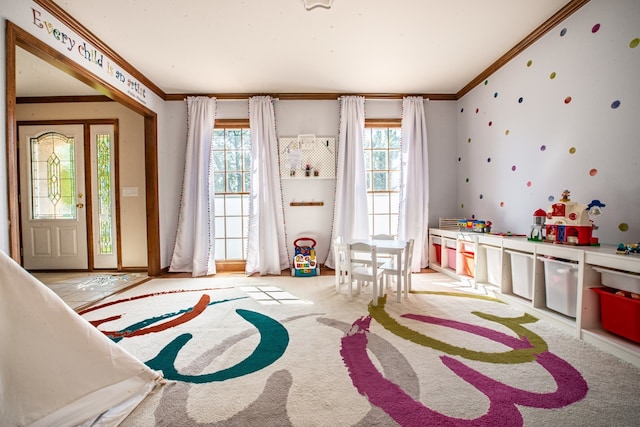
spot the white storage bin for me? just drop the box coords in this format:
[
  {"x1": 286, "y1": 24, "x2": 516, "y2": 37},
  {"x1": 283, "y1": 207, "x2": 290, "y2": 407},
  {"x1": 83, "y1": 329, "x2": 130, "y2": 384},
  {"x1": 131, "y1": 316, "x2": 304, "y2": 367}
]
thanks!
[
  {"x1": 592, "y1": 266, "x2": 640, "y2": 293},
  {"x1": 482, "y1": 245, "x2": 502, "y2": 286},
  {"x1": 507, "y1": 250, "x2": 533, "y2": 300},
  {"x1": 538, "y1": 256, "x2": 578, "y2": 318}
]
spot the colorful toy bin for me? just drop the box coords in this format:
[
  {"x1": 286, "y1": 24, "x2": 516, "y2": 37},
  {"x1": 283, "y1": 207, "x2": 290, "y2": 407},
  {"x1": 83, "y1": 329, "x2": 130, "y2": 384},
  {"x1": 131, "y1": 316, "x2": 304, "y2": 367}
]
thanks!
[{"x1": 291, "y1": 238, "x2": 320, "y2": 277}]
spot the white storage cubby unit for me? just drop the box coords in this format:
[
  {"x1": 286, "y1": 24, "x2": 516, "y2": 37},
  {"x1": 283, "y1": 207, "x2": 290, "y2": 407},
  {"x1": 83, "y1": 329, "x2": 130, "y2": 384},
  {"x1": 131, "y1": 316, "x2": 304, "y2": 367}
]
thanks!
[{"x1": 428, "y1": 228, "x2": 640, "y2": 368}]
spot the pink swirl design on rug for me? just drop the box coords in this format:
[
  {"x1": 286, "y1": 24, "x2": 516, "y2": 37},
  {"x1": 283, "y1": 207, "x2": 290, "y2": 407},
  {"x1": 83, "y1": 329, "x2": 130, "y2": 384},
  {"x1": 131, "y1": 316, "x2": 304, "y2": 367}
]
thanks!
[{"x1": 341, "y1": 313, "x2": 588, "y2": 426}]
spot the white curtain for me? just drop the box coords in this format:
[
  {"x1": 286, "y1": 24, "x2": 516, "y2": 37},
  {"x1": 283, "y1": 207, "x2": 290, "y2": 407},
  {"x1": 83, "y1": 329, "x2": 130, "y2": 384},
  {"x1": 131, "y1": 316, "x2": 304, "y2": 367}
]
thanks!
[
  {"x1": 245, "y1": 96, "x2": 290, "y2": 275},
  {"x1": 399, "y1": 96, "x2": 430, "y2": 272},
  {"x1": 169, "y1": 96, "x2": 217, "y2": 277},
  {"x1": 325, "y1": 96, "x2": 368, "y2": 269}
]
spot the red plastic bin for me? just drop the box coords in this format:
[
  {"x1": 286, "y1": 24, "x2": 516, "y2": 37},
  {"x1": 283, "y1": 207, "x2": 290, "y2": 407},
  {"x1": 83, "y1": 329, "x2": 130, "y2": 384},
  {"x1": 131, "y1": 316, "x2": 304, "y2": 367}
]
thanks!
[
  {"x1": 592, "y1": 287, "x2": 640, "y2": 343},
  {"x1": 433, "y1": 244, "x2": 442, "y2": 264}
]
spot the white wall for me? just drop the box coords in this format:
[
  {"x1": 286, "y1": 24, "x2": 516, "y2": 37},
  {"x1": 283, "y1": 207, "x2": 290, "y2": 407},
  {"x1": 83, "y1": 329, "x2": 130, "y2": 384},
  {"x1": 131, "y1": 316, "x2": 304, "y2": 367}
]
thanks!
[
  {"x1": 456, "y1": 0, "x2": 640, "y2": 245},
  {"x1": 0, "y1": 0, "x2": 497, "y2": 268},
  {"x1": 158, "y1": 101, "x2": 188, "y2": 267},
  {"x1": 275, "y1": 100, "x2": 340, "y2": 263},
  {"x1": 159, "y1": 99, "x2": 458, "y2": 266}
]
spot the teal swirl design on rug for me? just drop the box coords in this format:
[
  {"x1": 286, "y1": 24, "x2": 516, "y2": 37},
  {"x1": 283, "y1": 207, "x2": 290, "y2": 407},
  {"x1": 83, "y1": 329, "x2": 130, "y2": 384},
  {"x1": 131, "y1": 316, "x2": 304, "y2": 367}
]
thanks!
[{"x1": 146, "y1": 308, "x2": 289, "y2": 383}]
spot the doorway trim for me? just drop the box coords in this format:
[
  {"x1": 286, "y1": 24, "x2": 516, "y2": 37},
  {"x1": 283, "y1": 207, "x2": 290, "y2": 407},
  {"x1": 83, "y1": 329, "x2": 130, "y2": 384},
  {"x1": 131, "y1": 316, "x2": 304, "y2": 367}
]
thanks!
[
  {"x1": 5, "y1": 21, "x2": 162, "y2": 275},
  {"x1": 18, "y1": 119, "x2": 122, "y2": 270}
]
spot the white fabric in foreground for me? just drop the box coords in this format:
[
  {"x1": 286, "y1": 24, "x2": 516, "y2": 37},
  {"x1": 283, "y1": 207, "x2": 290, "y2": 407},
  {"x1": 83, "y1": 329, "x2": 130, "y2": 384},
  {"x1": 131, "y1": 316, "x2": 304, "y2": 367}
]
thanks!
[
  {"x1": 170, "y1": 96, "x2": 218, "y2": 277},
  {"x1": 0, "y1": 251, "x2": 162, "y2": 427},
  {"x1": 245, "y1": 96, "x2": 290, "y2": 275},
  {"x1": 325, "y1": 96, "x2": 369, "y2": 269},
  {"x1": 399, "y1": 96, "x2": 430, "y2": 272}
]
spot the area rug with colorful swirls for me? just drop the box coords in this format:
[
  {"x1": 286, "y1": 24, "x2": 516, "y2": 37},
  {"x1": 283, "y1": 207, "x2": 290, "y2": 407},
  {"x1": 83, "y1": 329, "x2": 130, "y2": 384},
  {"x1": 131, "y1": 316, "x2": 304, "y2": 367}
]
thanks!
[{"x1": 78, "y1": 273, "x2": 640, "y2": 426}]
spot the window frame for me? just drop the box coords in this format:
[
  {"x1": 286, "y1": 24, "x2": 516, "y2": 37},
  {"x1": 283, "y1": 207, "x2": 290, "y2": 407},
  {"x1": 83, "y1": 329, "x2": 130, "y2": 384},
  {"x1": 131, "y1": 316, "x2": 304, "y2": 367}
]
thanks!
[
  {"x1": 213, "y1": 119, "x2": 251, "y2": 271},
  {"x1": 363, "y1": 118, "x2": 402, "y2": 238}
]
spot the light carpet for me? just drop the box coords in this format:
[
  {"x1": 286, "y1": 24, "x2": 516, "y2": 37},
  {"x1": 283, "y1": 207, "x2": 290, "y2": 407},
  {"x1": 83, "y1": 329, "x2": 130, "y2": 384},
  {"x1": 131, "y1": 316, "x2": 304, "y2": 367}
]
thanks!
[{"x1": 78, "y1": 273, "x2": 640, "y2": 426}]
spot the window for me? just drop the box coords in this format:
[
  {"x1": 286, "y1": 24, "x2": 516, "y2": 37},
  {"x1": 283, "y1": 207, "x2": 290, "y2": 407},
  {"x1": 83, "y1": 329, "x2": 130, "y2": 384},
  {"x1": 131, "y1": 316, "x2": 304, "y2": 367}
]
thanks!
[
  {"x1": 96, "y1": 132, "x2": 114, "y2": 254},
  {"x1": 30, "y1": 132, "x2": 76, "y2": 220},
  {"x1": 213, "y1": 121, "x2": 251, "y2": 260},
  {"x1": 363, "y1": 121, "x2": 402, "y2": 237}
]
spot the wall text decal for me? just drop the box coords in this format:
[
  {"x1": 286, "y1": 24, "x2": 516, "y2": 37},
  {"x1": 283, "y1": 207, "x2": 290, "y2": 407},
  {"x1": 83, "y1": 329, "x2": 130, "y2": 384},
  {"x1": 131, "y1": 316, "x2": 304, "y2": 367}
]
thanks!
[{"x1": 30, "y1": 6, "x2": 148, "y2": 105}]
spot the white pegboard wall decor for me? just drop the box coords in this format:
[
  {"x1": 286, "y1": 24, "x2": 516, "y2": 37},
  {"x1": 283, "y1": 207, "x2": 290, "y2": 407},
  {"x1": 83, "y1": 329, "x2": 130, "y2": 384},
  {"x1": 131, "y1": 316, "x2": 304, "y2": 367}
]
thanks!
[{"x1": 279, "y1": 135, "x2": 335, "y2": 178}]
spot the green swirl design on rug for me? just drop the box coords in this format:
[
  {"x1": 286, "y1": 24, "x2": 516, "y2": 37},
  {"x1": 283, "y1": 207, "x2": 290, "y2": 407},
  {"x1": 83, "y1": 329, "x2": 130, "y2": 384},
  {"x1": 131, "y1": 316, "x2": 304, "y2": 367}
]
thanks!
[{"x1": 369, "y1": 292, "x2": 548, "y2": 363}]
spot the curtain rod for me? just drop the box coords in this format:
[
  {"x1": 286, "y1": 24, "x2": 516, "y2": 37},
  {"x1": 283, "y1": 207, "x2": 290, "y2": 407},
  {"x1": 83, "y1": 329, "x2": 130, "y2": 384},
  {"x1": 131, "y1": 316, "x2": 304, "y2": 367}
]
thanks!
[{"x1": 168, "y1": 93, "x2": 451, "y2": 102}]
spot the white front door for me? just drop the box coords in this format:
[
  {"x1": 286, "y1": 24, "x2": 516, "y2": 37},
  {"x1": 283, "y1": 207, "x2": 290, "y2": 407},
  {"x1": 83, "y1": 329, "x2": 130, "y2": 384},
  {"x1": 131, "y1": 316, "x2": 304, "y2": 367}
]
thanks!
[{"x1": 20, "y1": 124, "x2": 88, "y2": 270}]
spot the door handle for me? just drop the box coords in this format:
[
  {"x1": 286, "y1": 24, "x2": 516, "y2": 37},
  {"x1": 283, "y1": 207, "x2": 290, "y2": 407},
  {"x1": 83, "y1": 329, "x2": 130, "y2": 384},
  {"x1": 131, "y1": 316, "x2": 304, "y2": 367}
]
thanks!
[{"x1": 76, "y1": 203, "x2": 84, "y2": 208}]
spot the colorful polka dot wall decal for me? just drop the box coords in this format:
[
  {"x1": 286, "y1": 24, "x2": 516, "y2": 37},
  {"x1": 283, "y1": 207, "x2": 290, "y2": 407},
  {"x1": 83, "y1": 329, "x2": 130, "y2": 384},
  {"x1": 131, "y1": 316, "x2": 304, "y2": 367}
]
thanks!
[
  {"x1": 527, "y1": 181, "x2": 532, "y2": 187},
  {"x1": 564, "y1": 96, "x2": 572, "y2": 104},
  {"x1": 569, "y1": 147, "x2": 576, "y2": 154},
  {"x1": 631, "y1": 38, "x2": 639, "y2": 48},
  {"x1": 458, "y1": 157, "x2": 461, "y2": 161},
  {"x1": 592, "y1": 23, "x2": 600, "y2": 33},
  {"x1": 488, "y1": 121, "x2": 493, "y2": 126},
  {"x1": 460, "y1": 108, "x2": 464, "y2": 113},
  {"x1": 494, "y1": 92, "x2": 499, "y2": 98},
  {"x1": 475, "y1": 108, "x2": 479, "y2": 113},
  {"x1": 468, "y1": 138, "x2": 472, "y2": 143},
  {"x1": 611, "y1": 100, "x2": 621, "y2": 109},
  {"x1": 589, "y1": 168, "x2": 598, "y2": 176},
  {"x1": 619, "y1": 223, "x2": 629, "y2": 232},
  {"x1": 560, "y1": 28, "x2": 567, "y2": 36},
  {"x1": 540, "y1": 145, "x2": 546, "y2": 151},
  {"x1": 479, "y1": 194, "x2": 484, "y2": 199},
  {"x1": 518, "y1": 97, "x2": 524, "y2": 103},
  {"x1": 487, "y1": 158, "x2": 491, "y2": 163},
  {"x1": 466, "y1": 178, "x2": 469, "y2": 182},
  {"x1": 512, "y1": 165, "x2": 517, "y2": 171},
  {"x1": 461, "y1": 204, "x2": 465, "y2": 209},
  {"x1": 505, "y1": 129, "x2": 510, "y2": 136},
  {"x1": 548, "y1": 195, "x2": 555, "y2": 202},
  {"x1": 526, "y1": 59, "x2": 533, "y2": 67},
  {"x1": 550, "y1": 72, "x2": 557, "y2": 79},
  {"x1": 484, "y1": 80, "x2": 489, "y2": 85},
  {"x1": 500, "y1": 202, "x2": 505, "y2": 207}
]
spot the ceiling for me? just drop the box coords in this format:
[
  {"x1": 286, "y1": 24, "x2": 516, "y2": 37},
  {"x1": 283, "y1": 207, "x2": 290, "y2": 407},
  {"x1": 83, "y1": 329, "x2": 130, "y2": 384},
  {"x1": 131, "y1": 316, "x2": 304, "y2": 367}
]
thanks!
[{"x1": 16, "y1": 0, "x2": 574, "y2": 98}]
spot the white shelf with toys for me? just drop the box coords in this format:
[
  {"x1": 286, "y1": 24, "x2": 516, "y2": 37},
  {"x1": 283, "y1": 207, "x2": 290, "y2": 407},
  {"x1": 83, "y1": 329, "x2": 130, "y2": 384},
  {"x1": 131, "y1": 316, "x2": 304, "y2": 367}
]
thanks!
[
  {"x1": 429, "y1": 228, "x2": 640, "y2": 368},
  {"x1": 429, "y1": 192, "x2": 640, "y2": 368}
]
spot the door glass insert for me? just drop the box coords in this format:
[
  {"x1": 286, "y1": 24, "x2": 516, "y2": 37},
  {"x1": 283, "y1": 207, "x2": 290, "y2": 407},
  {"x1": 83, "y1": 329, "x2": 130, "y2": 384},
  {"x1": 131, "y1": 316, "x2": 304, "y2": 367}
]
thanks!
[
  {"x1": 96, "y1": 133, "x2": 113, "y2": 254},
  {"x1": 30, "y1": 132, "x2": 76, "y2": 220}
]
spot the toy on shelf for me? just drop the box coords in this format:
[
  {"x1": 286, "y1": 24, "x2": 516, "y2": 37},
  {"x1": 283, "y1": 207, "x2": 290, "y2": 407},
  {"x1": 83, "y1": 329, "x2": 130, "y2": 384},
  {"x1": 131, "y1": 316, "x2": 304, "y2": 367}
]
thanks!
[
  {"x1": 533, "y1": 190, "x2": 604, "y2": 246},
  {"x1": 291, "y1": 237, "x2": 320, "y2": 277},
  {"x1": 457, "y1": 219, "x2": 492, "y2": 233},
  {"x1": 528, "y1": 209, "x2": 547, "y2": 241},
  {"x1": 616, "y1": 243, "x2": 640, "y2": 255}
]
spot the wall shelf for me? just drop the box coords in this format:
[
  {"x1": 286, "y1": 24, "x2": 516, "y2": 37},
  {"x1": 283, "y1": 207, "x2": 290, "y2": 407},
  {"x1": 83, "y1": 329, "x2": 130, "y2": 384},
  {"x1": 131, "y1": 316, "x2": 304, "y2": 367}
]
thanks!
[{"x1": 290, "y1": 201, "x2": 324, "y2": 207}]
